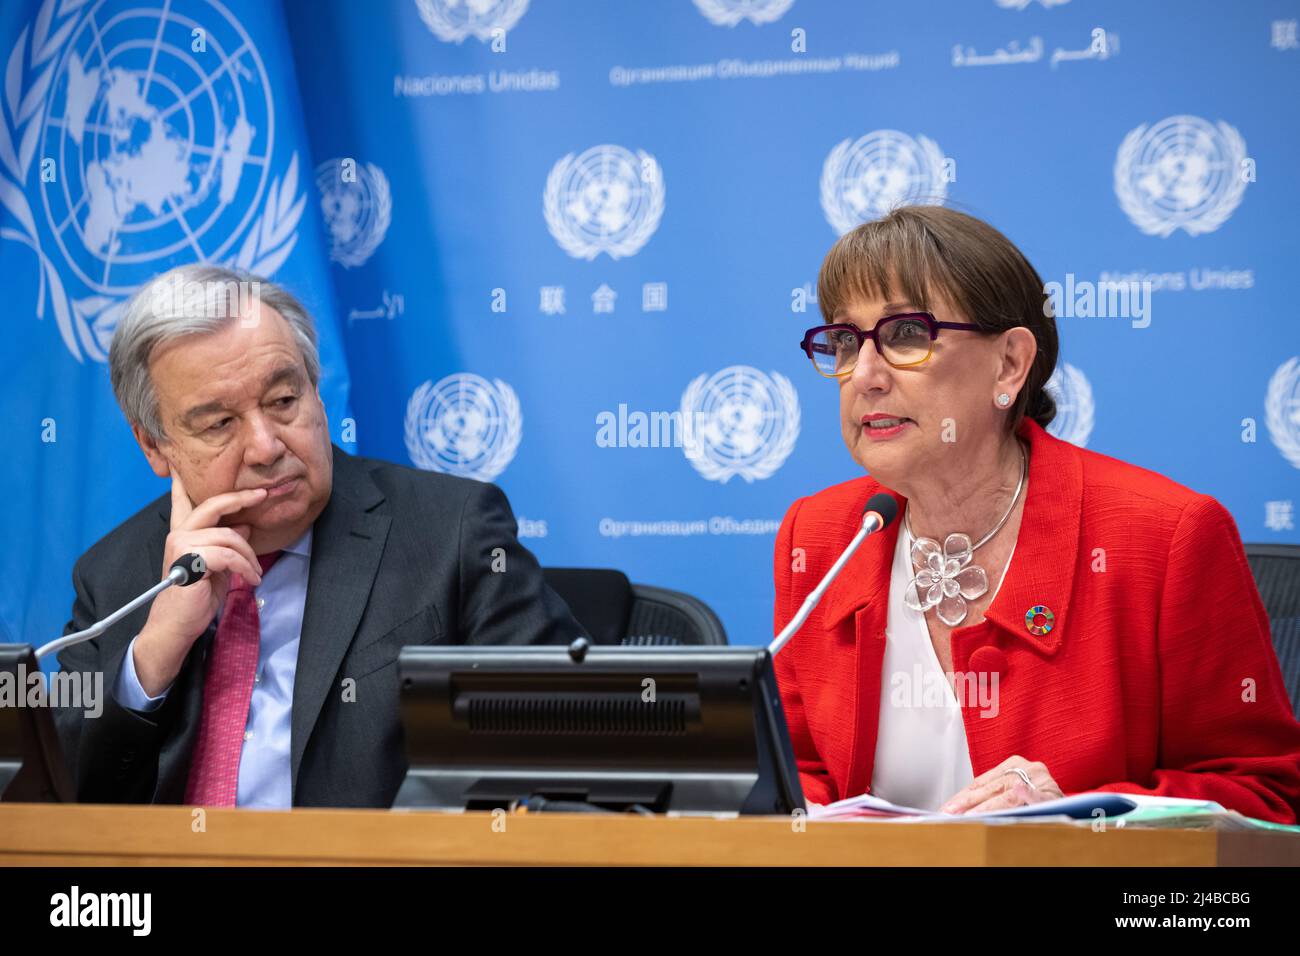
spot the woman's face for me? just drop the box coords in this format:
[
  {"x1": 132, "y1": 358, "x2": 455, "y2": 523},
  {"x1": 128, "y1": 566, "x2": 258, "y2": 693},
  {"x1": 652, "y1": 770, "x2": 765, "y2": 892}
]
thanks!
[{"x1": 834, "y1": 289, "x2": 1010, "y2": 485}]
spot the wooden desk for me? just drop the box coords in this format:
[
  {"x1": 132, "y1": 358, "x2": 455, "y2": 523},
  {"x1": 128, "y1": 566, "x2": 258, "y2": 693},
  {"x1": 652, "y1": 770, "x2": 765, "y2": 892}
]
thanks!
[{"x1": 1, "y1": 804, "x2": 1297, "y2": 866}]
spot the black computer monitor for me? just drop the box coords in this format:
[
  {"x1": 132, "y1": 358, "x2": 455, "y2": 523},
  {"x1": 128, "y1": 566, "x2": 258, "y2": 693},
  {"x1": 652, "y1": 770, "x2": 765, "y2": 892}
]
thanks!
[
  {"x1": 0, "y1": 644, "x2": 74, "y2": 802},
  {"x1": 392, "y1": 641, "x2": 805, "y2": 815}
]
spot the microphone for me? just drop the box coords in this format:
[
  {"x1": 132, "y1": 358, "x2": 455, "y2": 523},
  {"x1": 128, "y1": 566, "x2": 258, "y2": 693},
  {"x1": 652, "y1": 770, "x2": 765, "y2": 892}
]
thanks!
[
  {"x1": 167, "y1": 552, "x2": 208, "y2": 587},
  {"x1": 35, "y1": 553, "x2": 207, "y2": 660},
  {"x1": 768, "y1": 493, "x2": 898, "y2": 657}
]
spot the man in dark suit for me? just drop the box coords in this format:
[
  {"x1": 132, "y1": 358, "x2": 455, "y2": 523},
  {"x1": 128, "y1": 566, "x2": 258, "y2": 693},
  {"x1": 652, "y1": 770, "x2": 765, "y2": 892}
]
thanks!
[{"x1": 54, "y1": 264, "x2": 582, "y2": 808}]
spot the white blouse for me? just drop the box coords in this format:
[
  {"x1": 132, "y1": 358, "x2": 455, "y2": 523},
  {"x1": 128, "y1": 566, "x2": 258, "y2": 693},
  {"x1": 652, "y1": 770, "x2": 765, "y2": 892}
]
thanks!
[{"x1": 868, "y1": 521, "x2": 1015, "y2": 811}]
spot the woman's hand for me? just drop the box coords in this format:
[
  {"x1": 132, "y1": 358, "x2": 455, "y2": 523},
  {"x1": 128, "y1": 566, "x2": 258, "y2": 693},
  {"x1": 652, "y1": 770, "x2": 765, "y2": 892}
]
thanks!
[{"x1": 939, "y1": 755, "x2": 1064, "y2": 814}]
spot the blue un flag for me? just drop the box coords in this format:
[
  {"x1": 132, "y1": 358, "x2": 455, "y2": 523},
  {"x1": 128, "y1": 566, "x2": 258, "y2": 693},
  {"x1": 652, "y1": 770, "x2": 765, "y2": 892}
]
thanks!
[{"x1": 0, "y1": 0, "x2": 351, "y2": 661}]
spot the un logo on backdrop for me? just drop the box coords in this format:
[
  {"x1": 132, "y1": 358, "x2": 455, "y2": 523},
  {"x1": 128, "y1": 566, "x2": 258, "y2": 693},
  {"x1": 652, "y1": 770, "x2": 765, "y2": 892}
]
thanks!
[
  {"x1": 1115, "y1": 115, "x2": 1248, "y2": 237},
  {"x1": 1044, "y1": 362, "x2": 1095, "y2": 448},
  {"x1": 1265, "y1": 358, "x2": 1300, "y2": 471},
  {"x1": 544, "y1": 145, "x2": 665, "y2": 260},
  {"x1": 680, "y1": 367, "x2": 800, "y2": 483},
  {"x1": 821, "y1": 131, "x2": 949, "y2": 235},
  {"x1": 414, "y1": 0, "x2": 530, "y2": 43},
  {"x1": 1, "y1": 0, "x2": 303, "y2": 362},
  {"x1": 693, "y1": 0, "x2": 795, "y2": 27},
  {"x1": 315, "y1": 158, "x2": 392, "y2": 268},
  {"x1": 405, "y1": 374, "x2": 523, "y2": 481}
]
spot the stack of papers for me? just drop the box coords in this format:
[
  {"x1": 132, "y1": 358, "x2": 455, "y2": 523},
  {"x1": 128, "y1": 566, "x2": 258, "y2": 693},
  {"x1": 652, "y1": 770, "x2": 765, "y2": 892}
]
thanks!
[{"x1": 807, "y1": 791, "x2": 1300, "y2": 831}]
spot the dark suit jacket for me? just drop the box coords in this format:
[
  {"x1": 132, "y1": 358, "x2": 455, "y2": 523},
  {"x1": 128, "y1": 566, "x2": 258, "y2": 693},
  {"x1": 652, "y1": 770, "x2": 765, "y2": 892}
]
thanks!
[{"x1": 54, "y1": 445, "x2": 583, "y2": 807}]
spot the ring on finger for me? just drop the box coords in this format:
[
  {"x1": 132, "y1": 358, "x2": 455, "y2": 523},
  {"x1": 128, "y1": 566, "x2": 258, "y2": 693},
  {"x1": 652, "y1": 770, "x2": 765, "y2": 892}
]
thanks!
[{"x1": 1003, "y1": 767, "x2": 1036, "y2": 791}]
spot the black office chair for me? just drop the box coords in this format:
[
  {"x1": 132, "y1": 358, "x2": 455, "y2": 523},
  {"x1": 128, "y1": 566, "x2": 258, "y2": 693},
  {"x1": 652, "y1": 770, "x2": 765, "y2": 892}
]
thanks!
[
  {"x1": 1244, "y1": 544, "x2": 1300, "y2": 720},
  {"x1": 542, "y1": 567, "x2": 727, "y2": 646}
]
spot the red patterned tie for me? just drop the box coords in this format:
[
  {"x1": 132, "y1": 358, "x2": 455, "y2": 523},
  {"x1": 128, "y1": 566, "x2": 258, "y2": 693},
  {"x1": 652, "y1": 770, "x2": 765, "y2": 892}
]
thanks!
[{"x1": 185, "y1": 550, "x2": 283, "y2": 807}]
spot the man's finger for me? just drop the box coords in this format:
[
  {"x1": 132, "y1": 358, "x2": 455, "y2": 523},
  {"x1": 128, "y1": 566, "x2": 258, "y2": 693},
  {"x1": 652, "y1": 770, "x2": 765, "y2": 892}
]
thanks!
[
  {"x1": 169, "y1": 473, "x2": 193, "y2": 531},
  {"x1": 181, "y1": 487, "x2": 268, "y2": 531},
  {"x1": 192, "y1": 546, "x2": 263, "y2": 586},
  {"x1": 178, "y1": 528, "x2": 261, "y2": 579}
]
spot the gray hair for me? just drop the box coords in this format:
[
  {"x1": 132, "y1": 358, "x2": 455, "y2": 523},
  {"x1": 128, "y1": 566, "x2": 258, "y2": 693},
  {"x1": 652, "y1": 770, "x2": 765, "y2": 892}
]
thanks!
[{"x1": 109, "y1": 264, "x2": 322, "y2": 441}]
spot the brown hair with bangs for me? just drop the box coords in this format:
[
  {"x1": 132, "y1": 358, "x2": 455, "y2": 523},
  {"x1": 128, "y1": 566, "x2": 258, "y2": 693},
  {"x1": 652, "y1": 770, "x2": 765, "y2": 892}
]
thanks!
[{"x1": 816, "y1": 205, "x2": 1059, "y2": 432}]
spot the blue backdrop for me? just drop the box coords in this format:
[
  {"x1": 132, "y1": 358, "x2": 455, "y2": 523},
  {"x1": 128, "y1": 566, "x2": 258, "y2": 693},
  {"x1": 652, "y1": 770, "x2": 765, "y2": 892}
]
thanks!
[{"x1": 3, "y1": 0, "x2": 1299, "y2": 659}]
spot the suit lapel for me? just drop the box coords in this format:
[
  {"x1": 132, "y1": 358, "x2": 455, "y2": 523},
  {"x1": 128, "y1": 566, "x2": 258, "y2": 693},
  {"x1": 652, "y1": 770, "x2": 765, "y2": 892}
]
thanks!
[
  {"x1": 290, "y1": 446, "x2": 390, "y2": 798},
  {"x1": 820, "y1": 489, "x2": 902, "y2": 631},
  {"x1": 980, "y1": 418, "x2": 1083, "y2": 657},
  {"x1": 946, "y1": 422, "x2": 1083, "y2": 782}
]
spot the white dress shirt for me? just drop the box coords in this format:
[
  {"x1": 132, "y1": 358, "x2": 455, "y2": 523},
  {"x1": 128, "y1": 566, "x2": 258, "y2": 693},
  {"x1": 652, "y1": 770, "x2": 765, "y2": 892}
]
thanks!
[{"x1": 869, "y1": 520, "x2": 1015, "y2": 811}]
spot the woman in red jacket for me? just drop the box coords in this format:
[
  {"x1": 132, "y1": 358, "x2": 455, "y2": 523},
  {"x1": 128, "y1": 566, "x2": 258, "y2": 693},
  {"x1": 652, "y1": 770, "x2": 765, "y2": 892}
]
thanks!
[{"x1": 775, "y1": 205, "x2": 1300, "y2": 823}]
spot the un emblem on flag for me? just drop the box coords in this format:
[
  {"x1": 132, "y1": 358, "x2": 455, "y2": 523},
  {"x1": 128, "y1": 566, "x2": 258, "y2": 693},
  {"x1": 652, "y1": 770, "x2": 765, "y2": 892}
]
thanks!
[
  {"x1": 1044, "y1": 362, "x2": 1095, "y2": 449},
  {"x1": 315, "y1": 158, "x2": 392, "y2": 268},
  {"x1": 543, "y1": 144, "x2": 665, "y2": 260},
  {"x1": 1265, "y1": 358, "x2": 1300, "y2": 472},
  {"x1": 692, "y1": 0, "x2": 795, "y2": 27},
  {"x1": 1114, "y1": 115, "x2": 1249, "y2": 237},
  {"x1": 414, "y1": 0, "x2": 530, "y2": 44},
  {"x1": 1, "y1": 0, "x2": 303, "y2": 363},
  {"x1": 405, "y1": 374, "x2": 523, "y2": 481},
  {"x1": 680, "y1": 366, "x2": 800, "y2": 484},
  {"x1": 820, "y1": 131, "x2": 949, "y2": 236}
]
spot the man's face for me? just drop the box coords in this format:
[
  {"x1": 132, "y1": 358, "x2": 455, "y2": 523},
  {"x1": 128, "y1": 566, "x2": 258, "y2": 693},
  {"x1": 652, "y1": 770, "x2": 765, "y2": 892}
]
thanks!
[{"x1": 135, "y1": 301, "x2": 333, "y2": 552}]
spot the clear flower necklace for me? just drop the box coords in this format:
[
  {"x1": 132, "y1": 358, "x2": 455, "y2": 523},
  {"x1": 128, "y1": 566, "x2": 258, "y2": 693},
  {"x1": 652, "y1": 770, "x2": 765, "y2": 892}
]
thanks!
[{"x1": 903, "y1": 440, "x2": 1028, "y2": 627}]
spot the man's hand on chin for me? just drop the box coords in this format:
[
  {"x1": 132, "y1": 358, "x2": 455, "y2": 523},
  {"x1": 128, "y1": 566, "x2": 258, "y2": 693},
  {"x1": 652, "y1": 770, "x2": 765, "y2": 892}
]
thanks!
[{"x1": 132, "y1": 473, "x2": 269, "y2": 698}]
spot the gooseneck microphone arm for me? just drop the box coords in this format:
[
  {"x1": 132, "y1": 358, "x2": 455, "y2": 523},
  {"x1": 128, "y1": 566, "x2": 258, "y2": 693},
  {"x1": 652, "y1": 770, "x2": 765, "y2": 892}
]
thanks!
[
  {"x1": 34, "y1": 553, "x2": 208, "y2": 661},
  {"x1": 767, "y1": 493, "x2": 898, "y2": 658}
]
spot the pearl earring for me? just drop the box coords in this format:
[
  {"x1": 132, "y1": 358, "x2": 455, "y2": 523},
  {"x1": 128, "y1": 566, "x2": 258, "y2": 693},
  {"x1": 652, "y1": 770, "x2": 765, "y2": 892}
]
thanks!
[{"x1": 996, "y1": 392, "x2": 1012, "y2": 407}]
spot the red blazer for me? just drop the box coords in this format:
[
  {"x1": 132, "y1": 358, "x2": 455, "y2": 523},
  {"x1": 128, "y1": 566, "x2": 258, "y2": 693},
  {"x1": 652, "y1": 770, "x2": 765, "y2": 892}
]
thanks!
[{"x1": 773, "y1": 417, "x2": 1300, "y2": 824}]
